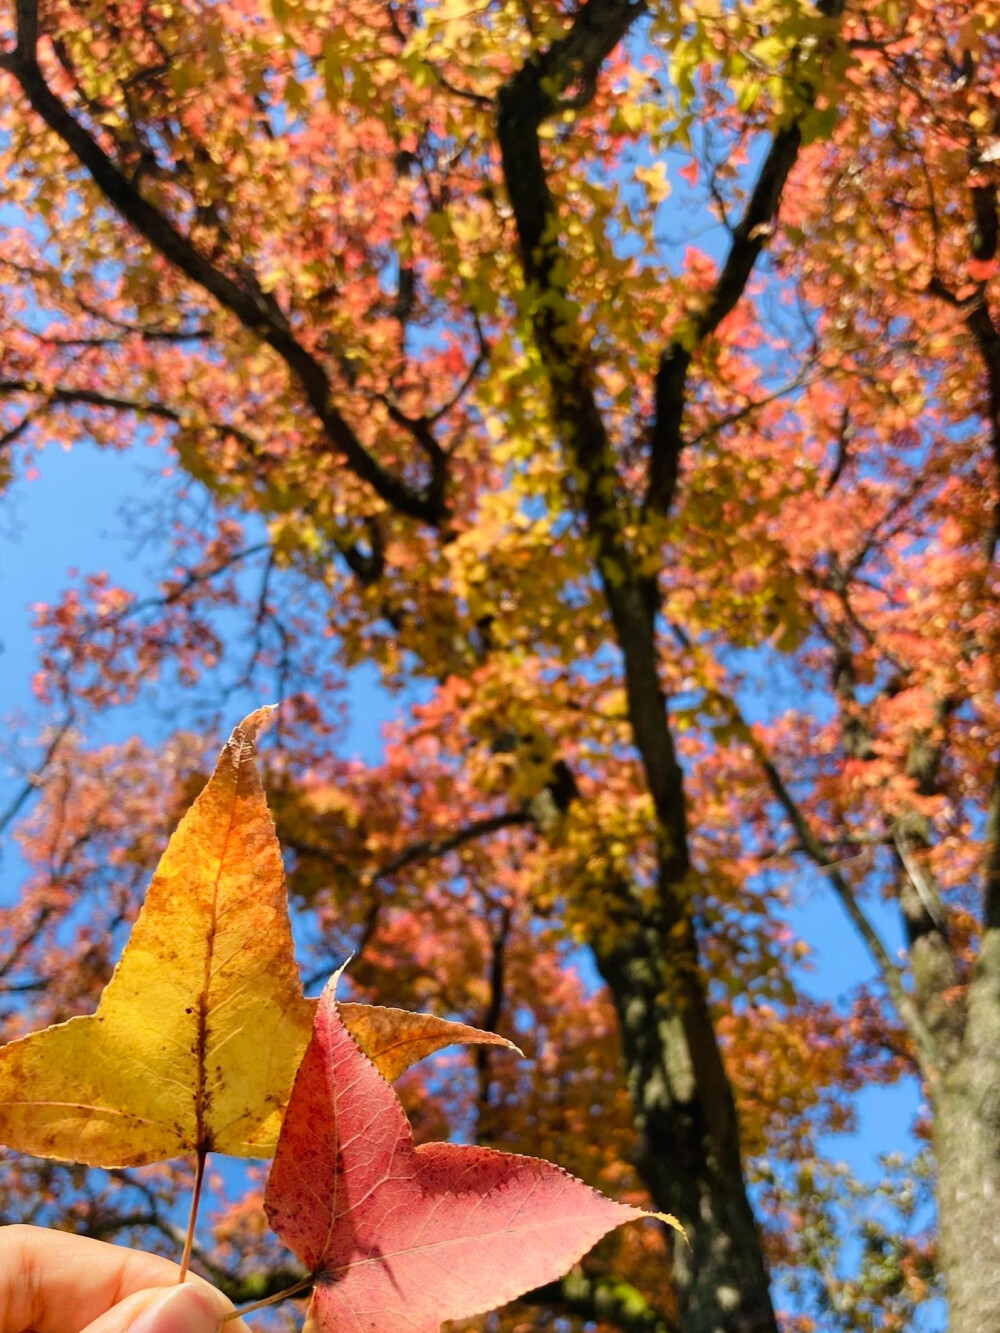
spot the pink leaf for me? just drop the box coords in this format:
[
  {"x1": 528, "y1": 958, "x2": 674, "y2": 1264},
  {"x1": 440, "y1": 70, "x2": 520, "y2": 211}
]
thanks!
[{"x1": 265, "y1": 974, "x2": 676, "y2": 1333}]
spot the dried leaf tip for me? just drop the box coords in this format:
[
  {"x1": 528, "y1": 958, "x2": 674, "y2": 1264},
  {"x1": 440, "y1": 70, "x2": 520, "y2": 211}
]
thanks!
[
  {"x1": 651, "y1": 1210, "x2": 686, "y2": 1239},
  {"x1": 230, "y1": 704, "x2": 279, "y2": 749}
]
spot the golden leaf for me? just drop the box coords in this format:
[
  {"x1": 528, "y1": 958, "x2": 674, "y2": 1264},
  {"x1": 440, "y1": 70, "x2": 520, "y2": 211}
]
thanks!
[{"x1": 0, "y1": 710, "x2": 515, "y2": 1166}]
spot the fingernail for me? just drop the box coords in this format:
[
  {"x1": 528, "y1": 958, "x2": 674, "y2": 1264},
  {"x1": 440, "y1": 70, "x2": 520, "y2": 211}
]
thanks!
[{"x1": 128, "y1": 1287, "x2": 222, "y2": 1333}]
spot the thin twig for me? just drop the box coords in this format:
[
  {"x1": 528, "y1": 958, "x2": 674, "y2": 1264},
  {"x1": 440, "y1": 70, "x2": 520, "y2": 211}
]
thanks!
[
  {"x1": 725, "y1": 695, "x2": 939, "y2": 1073},
  {"x1": 0, "y1": 712, "x2": 76, "y2": 837}
]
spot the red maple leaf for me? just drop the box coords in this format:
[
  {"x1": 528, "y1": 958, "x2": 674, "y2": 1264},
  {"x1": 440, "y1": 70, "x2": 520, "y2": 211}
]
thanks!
[{"x1": 265, "y1": 973, "x2": 674, "y2": 1333}]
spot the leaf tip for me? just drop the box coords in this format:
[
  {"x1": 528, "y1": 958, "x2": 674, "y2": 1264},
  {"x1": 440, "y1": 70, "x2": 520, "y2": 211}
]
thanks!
[
  {"x1": 648, "y1": 1210, "x2": 687, "y2": 1241},
  {"x1": 232, "y1": 704, "x2": 279, "y2": 748},
  {"x1": 329, "y1": 954, "x2": 354, "y2": 998}
]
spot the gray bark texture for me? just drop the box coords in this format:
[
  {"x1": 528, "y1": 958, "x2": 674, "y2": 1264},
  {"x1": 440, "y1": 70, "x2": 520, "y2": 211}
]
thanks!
[{"x1": 934, "y1": 926, "x2": 1000, "y2": 1333}]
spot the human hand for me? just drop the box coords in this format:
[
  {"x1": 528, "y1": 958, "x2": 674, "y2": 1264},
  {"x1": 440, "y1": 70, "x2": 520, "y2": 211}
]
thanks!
[{"x1": 0, "y1": 1227, "x2": 247, "y2": 1333}]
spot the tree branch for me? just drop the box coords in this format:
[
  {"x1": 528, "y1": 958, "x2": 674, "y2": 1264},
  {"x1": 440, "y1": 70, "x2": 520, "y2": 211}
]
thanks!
[
  {"x1": 0, "y1": 712, "x2": 76, "y2": 838},
  {"x1": 298, "y1": 810, "x2": 533, "y2": 991},
  {"x1": 290, "y1": 809, "x2": 533, "y2": 889},
  {"x1": 923, "y1": 82, "x2": 1000, "y2": 560},
  {"x1": 374, "y1": 810, "x2": 534, "y2": 878},
  {"x1": 496, "y1": 0, "x2": 689, "y2": 875},
  {"x1": 0, "y1": 377, "x2": 259, "y2": 451},
  {"x1": 0, "y1": 2, "x2": 447, "y2": 525},
  {"x1": 963, "y1": 296, "x2": 1000, "y2": 560},
  {"x1": 339, "y1": 517, "x2": 386, "y2": 586},
  {"x1": 498, "y1": 22, "x2": 781, "y2": 1331},
  {"x1": 0, "y1": 412, "x2": 34, "y2": 453},
  {"x1": 126, "y1": 544, "x2": 272, "y2": 620},
  {"x1": 645, "y1": 0, "x2": 845, "y2": 517},
  {"x1": 720, "y1": 695, "x2": 939, "y2": 1073},
  {"x1": 686, "y1": 365, "x2": 821, "y2": 449}
]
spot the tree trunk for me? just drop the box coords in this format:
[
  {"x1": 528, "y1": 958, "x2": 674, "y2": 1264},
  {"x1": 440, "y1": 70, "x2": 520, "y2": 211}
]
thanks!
[
  {"x1": 496, "y1": 42, "x2": 779, "y2": 1333},
  {"x1": 595, "y1": 914, "x2": 778, "y2": 1333},
  {"x1": 935, "y1": 929, "x2": 1000, "y2": 1333}
]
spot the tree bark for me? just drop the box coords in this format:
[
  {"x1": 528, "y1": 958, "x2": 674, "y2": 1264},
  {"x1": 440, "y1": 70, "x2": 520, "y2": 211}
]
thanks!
[
  {"x1": 496, "y1": 14, "x2": 780, "y2": 1326},
  {"x1": 594, "y1": 915, "x2": 777, "y2": 1333},
  {"x1": 934, "y1": 913, "x2": 1000, "y2": 1333},
  {"x1": 935, "y1": 1074, "x2": 1000, "y2": 1333}
]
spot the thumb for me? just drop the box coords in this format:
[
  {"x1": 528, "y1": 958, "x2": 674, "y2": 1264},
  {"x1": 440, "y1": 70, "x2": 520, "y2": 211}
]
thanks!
[{"x1": 80, "y1": 1284, "x2": 249, "y2": 1333}]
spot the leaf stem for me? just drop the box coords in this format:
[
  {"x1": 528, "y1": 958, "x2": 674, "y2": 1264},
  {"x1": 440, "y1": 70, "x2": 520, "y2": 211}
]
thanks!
[
  {"x1": 178, "y1": 1147, "x2": 207, "y2": 1283},
  {"x1": 222, "y1": 1277, "x2": 314, "y2": 1320}
]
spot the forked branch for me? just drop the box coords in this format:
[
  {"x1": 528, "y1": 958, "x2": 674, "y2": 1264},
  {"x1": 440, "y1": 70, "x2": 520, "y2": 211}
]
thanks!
[
  {"x1": 0, "y1": 0, "x2": 447, "y2": 526},
  {"x1": 722, "y1": 694, "x2": 939, "y2": 1072},
  {"x1": 645, "y1": 0, "x2": 846, "y2": 517}
]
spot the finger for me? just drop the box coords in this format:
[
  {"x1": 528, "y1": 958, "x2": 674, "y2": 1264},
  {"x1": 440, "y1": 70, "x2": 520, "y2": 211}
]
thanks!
[
  {"x1": 79, "y1": 1281, "x2": 235, "y2": 1333},
  {"x1": 0, "y1": 1227, "x2": 246, "y2": 1333}
]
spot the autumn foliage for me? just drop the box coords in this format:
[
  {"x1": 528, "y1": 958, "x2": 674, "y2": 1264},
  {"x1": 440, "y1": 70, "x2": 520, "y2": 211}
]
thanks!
[
  {"x1": 1, "y1": 0, "x2": 999, "y2": 1329},
  {"x1": 0, "y1": 713, "x2": 668, "y2": 1330}
]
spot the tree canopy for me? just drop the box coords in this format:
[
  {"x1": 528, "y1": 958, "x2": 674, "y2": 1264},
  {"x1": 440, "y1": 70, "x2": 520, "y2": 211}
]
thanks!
[{"x1": 1, "y1": 0, "x2": 999, "y2": 1330}]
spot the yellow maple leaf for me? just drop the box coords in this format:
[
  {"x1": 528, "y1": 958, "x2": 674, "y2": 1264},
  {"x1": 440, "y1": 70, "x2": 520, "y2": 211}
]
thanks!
[
  {"x1": 0, "y1": 709, "x2": 517, "y2": 1167},
  {"x1": 339, "y1": 1003, "x2": 520, "y2": 1084}
]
